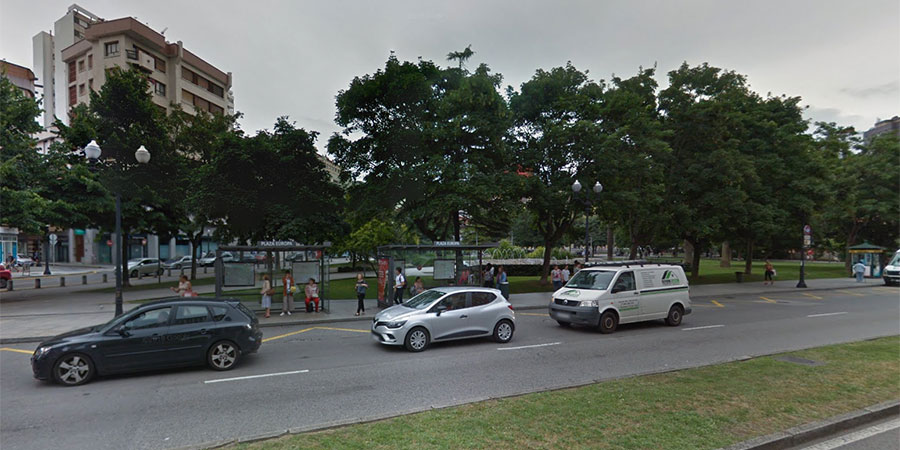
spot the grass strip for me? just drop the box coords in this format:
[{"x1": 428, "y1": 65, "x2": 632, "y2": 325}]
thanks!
[{"x1": 233, "y1": 336, "x2": 899, "y2": 450}]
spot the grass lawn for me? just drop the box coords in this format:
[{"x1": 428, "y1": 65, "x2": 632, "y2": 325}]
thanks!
[{"x1": 233, "y1": 336, "x2": 899, "y2": 450}]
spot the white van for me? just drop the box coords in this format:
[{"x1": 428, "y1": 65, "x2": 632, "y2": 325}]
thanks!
[
  {"x1": 549, "y1": 263, "x2": 692, "y2": 333},
  {"x1": 883, "y1": 250, "x2": 900, "y2": 286}
]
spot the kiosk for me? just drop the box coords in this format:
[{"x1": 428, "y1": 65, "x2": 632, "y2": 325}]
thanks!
[{"x1": 848, "y1": 242, "x2": 886, "y2": 278}]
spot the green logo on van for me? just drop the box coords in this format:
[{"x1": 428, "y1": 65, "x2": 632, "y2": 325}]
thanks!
[{"x1": 662, "y1": 270, "x2": 680, "y2": 286}]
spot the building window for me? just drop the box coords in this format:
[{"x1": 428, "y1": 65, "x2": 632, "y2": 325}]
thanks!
[
  {"x1": 182, "y1": 89, "x2": 194, "y2": 106},
  {"x1": 79, "y1": 84, "x2": 85, "y2": 96},
  {"x1": 68, "y1": 61, "x2": 76, "y2": 83},
  {"x1": 154, "y1": 57, "x2": 166, "y2": 73},
  {"x1": 68, "y1": 85, "x2": 76, "y2": 106},
  {"x1": 152, "y1": 80, "x2": 166, "y2": 96},
  {"x1": 88, "y1": 79, "x2": 93, "y2": 91},
  {"x1": 104, "y1": 41, "x2": 119, "y2": 57},
  {"x1": 209, "y1": 103, "x2": 224, "y2": 115},
  {"x1": 207, "y1": 83, "x2": 224, "y2": 98},
  {"x1": 78, "y1": 60, "x2": 85, "y2": 72},
  {"x1": 88, "y1": 54, "x2": 93, "y2": 69}
]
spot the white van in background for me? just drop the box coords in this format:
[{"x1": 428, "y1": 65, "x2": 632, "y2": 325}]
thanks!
[
  {"x1": 549, "y1": 262, "x2": 692, "y2": 333},
  {"x1": 882, "y1": 250, "x2": 900, "y2": 286}
]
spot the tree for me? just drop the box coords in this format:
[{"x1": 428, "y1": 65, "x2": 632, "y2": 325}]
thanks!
[
  {"x1": 508, "y1": 63, "x2": 605, "y2": 283},
  {"x1": 658, "y1": 63, "x2": 756, "y2": 278},
  {"x1": 0, "y1": 71, "x2": 108, "y2": 247},
  {"x1": 328, "y1": 51, "x2": 513, "y2": 247}
]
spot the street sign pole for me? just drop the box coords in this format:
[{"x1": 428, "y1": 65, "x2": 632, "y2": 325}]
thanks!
[{"x1": 797, "y1": 225, "x2": 810, "y2": 288}]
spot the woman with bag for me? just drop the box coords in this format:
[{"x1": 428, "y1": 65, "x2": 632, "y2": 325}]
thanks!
[
  {"x1": 281, "y1": 270, "x2": 295, "y2": 316},
  {"x1": 305, "y1": 278, "x2": 320, "y2": 312},
  {"x1": 355, "y1": 273, "x2": 368, "y2": 316},
  {"x1": 260, "y1": 274, "x2": 273, "y2": 318}
]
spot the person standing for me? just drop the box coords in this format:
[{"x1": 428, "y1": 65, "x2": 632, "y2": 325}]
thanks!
[
  {"x1": 763, "y1": 260, "x2": 775, "y2": 285},
  {"x1": 393, "y1": 267, "x2": 406, "y2": 305},
  {"x1": 551, "y1": 265, "x2": 562, "y2": 290},
  {"x1": 573, "y1": 261, "x2": 582, "y2": 273},
  {"x1": 170, "y1": 275, "x2": 192, "y2": 297},
  {"x1": 483, "y1": 263, "x2": 495, "y2": 288},
  {"x1": 355, "y1": 273, "x2": 368, "y2": 316},
  {"x1": 305, "y1": 278, "x2": 320, "y2": 312},
  {"x1": 561, "y1": 265, "x2": 571, "y2": 285},
  {"x1": 260, "y1": 274, "x2": 273, "y2": 318},
  {"x1": 497, "y1": 265, "x2": 509, "y2": 300},
  {"x1": 852, "y1": 259, "x2": 867, "y2": 283},
  {"x1": 411, "y1": 276, "x2": 425, "y2": 296},
  {"x1": 281, "y1": 270, "x2": 295, "y2": 316}
]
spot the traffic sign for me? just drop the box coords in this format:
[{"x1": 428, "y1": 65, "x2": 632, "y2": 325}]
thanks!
[
  {"x1": 803, "y1": 224, "x2": 811, "y2": 236},
  {"x1": 48, "y1": 234, "x2": 58, "y2": 245},
  {"x1": 106, "y1": 240, "x2": 113, "y2": 247},
  {"x1": 803, "y1": 236, "x2": 812, "y2": 246},
  {"x1": 141, "y1": 238, "x2": 147, "y2": 245}
]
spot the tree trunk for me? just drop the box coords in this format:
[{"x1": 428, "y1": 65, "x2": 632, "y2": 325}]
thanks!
[
  {"x1": 720, "y1": 241, "x2": 731, "y2": 268},
  {"x1": 540, "y1": 242, "x2": 553, "y2": 284},
  {"x1": 190, "y1": 231, "x2": 202, "y2": 281},
  {"x1": 691, "y1": 241, "x2": 702, "y2": 278},
  {"x1": 744, "y1": 241, "x2": 753, "y2": 274},
  {"x1": 606, "y1": 225, "x2": 614, "y2": 260},
  {"x1": 683, "y1": 239, "x2": 694, "y2": 266},
  {"x1": 629, "y1": 243, "x2": 638, "y2": 260}
]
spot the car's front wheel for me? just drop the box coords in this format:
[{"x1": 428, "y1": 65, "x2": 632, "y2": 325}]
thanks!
[
  {"x1": 129, "y1": 270, "x2": 138, "y2": 278},
  {"x1": 598, "y1": 311, "x2": 618, "y2": 334},
  {"x1": 52, "y1": 353, "x2": 94, "y2": 386},
  {"x1": 404, "y1": 327, "x2": 430, "y2": 352},
  {"x1": 208, "y1": 341, "x2": 240, "y2": 371},
  {"x1": 493, "y1": 320, "x2": 515, "y2": 343}
]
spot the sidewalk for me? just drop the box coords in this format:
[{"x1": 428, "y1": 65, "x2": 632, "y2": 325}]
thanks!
[{"x1": 0, "y1": 276, "x2": 878, "y2": 344}]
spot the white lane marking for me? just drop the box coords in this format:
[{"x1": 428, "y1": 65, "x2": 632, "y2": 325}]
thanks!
[
  {"x1": 498, "y1": 342, "x2": 561, "y2": 351},
  {"x1": 682, "y1": 325, "x2": 724, "y2": 331},
  {"x1": 807, "y1": 312, "x2": 848, "y2": 318},
  {"x1": 204, "y1": 369, "x2": 309, "y2": 384},
  {"x1": 800, "y1": 417, "x2": 900, "y2": 450}
]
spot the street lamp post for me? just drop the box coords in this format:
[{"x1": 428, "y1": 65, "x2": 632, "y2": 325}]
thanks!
[
  {"x1": 572, "y1": 180, "x2": 603, "y2": 263},
  {"x1": 84, "y1": 140, "x2": 150, "y2": 316}
]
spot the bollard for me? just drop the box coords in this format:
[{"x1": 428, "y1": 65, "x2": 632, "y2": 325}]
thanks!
[
  {"x1": 204, "y1": 266, "x2": 207, "y2": 274},
  {"x1": 167, "y1": 269, "x2": 172, "y2": 277},
  {"x1": 6, "y1": 280, "x2": 12, "y2": 291},
  {"x1": 180, "y1": 268, "x2": 185, "y2": 277},
  {"x1": 60, "y1": 277, "x2": 65, "y2": 287},
  {"x1": 82, "y1": 275, "x2": 87, "y2": 285},
  {"x1": 102, "y1": 273, "x2": 108, "y2": 283},
  {"x1": 35, "y1": 278, "x2": 41, "y2": 289},
  {"x1": 139, "y1": 272, "x2": 143, "y2": 280}
]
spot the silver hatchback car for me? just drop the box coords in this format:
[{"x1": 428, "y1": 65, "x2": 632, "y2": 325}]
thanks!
[{"x1": 372, "y1": 287, "x2": 516, "y2": 352}]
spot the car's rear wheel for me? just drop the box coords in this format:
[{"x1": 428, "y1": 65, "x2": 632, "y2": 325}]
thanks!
[
  {"x1": 598, "y1": 311, "x2": 618, "y2": 334},
  {"x1": 557, "y1": 320, "x2": 571, "y2": 327},
  {"x1": 208, "y1": 341, "x2": 240, "y2": 371},
  {"x1": 156, "y1": 268, "x2": 164, "y2": 276},
  {"x1": 129, "y1": 270, "x2": 138, "y2": 278},
  {"x1": 493, "y1": 320, "x2": 515, "y2": 343},
  {"x1": 665, "y1": 305, "x2": 684, "y2": 326},
  {"x1": 52, "y1": 353, "x2": 94, "y2": 386},
  {"x1": 404, "y1": 327, "x2": 430, "y2": 352}
]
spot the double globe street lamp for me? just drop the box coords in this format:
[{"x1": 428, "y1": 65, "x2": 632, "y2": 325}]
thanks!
[
  {"x1": 572, "y1": 180, "x2": 603, "y2": 263},
  {"x1": 84, "y1": 140, "x2": 151, "y2": 316}
]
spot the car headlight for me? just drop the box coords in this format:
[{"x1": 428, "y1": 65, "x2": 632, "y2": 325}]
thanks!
[
  {"x1": 386, "y1": 320, "x2": 407, "y2": 329},
  {"x1": 579, "y1": 300, "x2": 598, "y2": 307},
  {"x1": 33, "y1": 346, "x2": 52, "y2": 358}
]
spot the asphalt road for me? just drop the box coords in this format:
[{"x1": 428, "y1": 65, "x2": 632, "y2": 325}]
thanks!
[
  {"x1": 795, "y1": 417, "x2": 900, "y2": 450},
  {"x1": 1, "y1": 285, "x2": 898, "y2": 450}
]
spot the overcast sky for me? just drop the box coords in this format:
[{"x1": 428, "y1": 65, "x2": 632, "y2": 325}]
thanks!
[{"x1": 2, "y1": 0, "x2": 898, "y2": 151}]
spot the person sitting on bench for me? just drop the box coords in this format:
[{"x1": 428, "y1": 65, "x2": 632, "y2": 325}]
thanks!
[{"x1": 305, "y1": 278, "x2": 320, "y2": 312}]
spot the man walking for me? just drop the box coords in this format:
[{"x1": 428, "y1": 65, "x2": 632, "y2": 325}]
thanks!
[
  {"x1": 852, "y1": 259, "x2": 867, "y2": 283},
  {"x1": 393, "y1": 267, "x2": 406, "y2": 305}
]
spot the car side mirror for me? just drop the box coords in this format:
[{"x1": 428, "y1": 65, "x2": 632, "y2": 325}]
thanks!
[
  {"x1": 117, "y1": 324, "x2": 133, "y2": 337},
  {"x1": 435, "y1": 305, "x2": 448, "y2": 316}
]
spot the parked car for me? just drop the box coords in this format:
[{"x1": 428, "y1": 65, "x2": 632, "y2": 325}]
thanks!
[
  {"x1": 198, "y1": 252, "x2": 234, "y2": 267},
  {"x1": 163, "y1": 256, "x2": 193, "y2": 270},
  {"x1": 372, "y1": 287, "x2": 515, "y2": 352},
  {"x1": 31, "y1": 297, "x2": 262, "y2": 386},
  {"x1": 127, "y1": 258, "x2": 163, "y2": 278},
  {"x1": 883, "y1": 249, "x2": 900, "y2": 286},
  {"x1": 15, "y1": 254, "x2": 34, "y2": 267},
  {"x1": 0, "y1": 264, "x2": 11, "y2": 289},
  {"x1": 549, "y1": 262, "x2": 692, "y2": 333}
]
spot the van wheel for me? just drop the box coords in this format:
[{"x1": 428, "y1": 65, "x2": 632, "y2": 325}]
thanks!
[
  {"x1": 598, "y1": 311, "x2": 618, "y2": 334},
  {"x1": 557, "y1": 321, "x2": 571, "y2": 328},
  {"x1": 666, "y1": 305, "x2": 684, "y2": 326}
]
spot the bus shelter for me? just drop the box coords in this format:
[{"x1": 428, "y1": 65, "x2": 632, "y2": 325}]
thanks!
[
  {"x1": 376, "y1": 242, "x2": 498, "y2": 308},
  {"x1": 215, "y1": 244, "x2": 332, "y2": 312},
  {"x1": 848, "y1": 242, "x2": 887, "y2": 278}
]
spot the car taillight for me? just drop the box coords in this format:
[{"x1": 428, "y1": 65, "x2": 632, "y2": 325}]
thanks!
[{"x1": 508, "y1": 305, "x2": 514, "y2": 311}]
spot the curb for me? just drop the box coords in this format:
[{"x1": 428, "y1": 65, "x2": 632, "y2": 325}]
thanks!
[
  {"x1": 0, "y1": 304, "x2": 549, "y2": 345},
  {"x1": 689, "y1": 282, "x2": 874, "y2": 300},
  {"x1": 719, "y1": 399, "x2": 899, "y2": 450}
]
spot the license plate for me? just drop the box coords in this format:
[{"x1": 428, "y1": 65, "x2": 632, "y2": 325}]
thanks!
[{"x1": 556, "y1": 312, "x2": 571, "y2": 320}]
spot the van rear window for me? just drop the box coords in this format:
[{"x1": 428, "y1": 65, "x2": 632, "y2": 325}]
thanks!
[{"x1": 565, "y1": 270, "x2": 615, "y2": 290}]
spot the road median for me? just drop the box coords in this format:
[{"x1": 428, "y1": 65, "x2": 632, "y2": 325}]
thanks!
[{"x1": 216, "y1": 336, "x2": 898, "y2": 450}]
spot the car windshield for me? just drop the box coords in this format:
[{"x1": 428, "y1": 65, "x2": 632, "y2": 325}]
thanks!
[
  {"x1": 890, "y1": 252, "x2": 900, "y2": 267},
  {"x1": 402, "y1": 290, "x2": 445, "y2": 310},
  {"x1": 565, "y1": 270, "x2": 616, "y2": 290}
]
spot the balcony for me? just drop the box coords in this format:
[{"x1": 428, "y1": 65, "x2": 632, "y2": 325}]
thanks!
[{"x1": 125, "y1": 49, "x2": 138, "y2": 60}]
